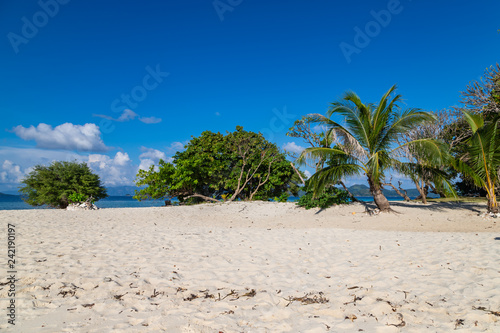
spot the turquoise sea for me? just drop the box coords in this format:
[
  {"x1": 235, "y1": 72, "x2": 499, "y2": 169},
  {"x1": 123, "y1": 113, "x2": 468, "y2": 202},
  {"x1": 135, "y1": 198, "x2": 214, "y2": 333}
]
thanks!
[
  {"x1": 0, "y1": 195, "x2": 410, "y2": 210},
  {"x1": 0, "y1": 196, "x2": 166, "y2": 210}
]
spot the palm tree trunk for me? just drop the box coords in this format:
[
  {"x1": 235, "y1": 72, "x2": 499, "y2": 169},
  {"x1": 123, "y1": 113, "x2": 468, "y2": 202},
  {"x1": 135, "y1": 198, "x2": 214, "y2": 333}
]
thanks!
[
  {"x1": 368, "y1": 177, "x2": 391, "y2": 212},
  {"x1": 414, "y1": 180, "x2": 428, "y2": 204},
  {"x1": 487, "y1": 189, "x2": 499, "y2": 213}
]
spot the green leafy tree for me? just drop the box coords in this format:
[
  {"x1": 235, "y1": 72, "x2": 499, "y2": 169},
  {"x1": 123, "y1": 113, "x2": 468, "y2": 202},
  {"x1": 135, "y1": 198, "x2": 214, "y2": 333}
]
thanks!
[
  {"x1": 453, "y1": 111, "x2": 500, "y2": 213},
  {"x1": 286, "y1": 115, "x2": 331, "y2": 172},
  {"x1": 443, "y1": 64, "x2": 500, "y2": 196},
  {"x1": 20, "y1": 161, "x2": 107, "y2": 209},
  {"x1": 134, "y1": 127, "x2": 295, "y2": 203},
  {"x1": 298, "y1": 85, "x2": 442, "y2": 212}
]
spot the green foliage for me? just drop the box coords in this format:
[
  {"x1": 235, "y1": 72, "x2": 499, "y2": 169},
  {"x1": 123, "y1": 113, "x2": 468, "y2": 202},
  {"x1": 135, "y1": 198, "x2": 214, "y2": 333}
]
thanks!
[
  {"x1": 298, "y1": 85, "x2": 438, "y2": 211},
  {"x1": 297, "y1": 187, "x2": 350, "y2": 209},
  {"x1": 68, "y1": 192, "x2": 87, "y2": 203},
  {"x1": 452, "y1": 111, "x2": 500, "y2": 212},
  {"x1": 277, "y1": 192, "x2": 289, "y2": 202},
  {"x1": 19, "y1": 161, "x2": 107, "y2": 209},
  {"x1": 442, "y1": 64, "x2": 500, "y2": 197},
  {"x1": 134, "y1": 127, "x2": 296, "y2": 203}
]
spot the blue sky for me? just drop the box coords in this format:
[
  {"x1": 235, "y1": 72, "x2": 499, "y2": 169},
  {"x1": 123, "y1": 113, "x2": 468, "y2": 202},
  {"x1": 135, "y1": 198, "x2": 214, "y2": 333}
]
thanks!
[{"x1": 0, "y1": 0, "x2": 499, "y2": 193}]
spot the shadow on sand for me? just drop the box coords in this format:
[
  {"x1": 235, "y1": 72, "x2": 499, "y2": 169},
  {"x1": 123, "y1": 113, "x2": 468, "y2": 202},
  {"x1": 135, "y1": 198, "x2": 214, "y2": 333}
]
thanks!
[{"x1": 314, "y1": 200, "x2": 485, "y2": 215}]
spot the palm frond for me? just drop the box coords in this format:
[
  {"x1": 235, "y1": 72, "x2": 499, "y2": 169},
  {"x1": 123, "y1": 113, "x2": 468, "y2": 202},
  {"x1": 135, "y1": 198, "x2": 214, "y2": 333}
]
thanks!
[
  {"x1": 378, "y1": 109, "x2": 436, "y2": 151},
  {"x1": 296, "y1": 147, "x2": 347, "y2": 167},
  {"x1": 462, "y1": 110, "x2": 484, "y2": 133},
  {"x1": 307, "y1": 162, "x2": 363, "y2": 197},
  {"x1": 392, "y1": 138, "x2": 450, "y2": 166},
  {"x1": 328, "y1": 94, "x2": 372, "y2": 150}
]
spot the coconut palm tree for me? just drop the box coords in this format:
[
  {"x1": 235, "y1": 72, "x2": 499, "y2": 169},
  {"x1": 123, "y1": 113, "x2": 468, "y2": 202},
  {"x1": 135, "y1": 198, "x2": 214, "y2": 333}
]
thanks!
[
  {"x1": 454, "y1": 111, "x2": 500, "y2": 213},
  {"x1": 298, "y1": 85, "x2": 447, "y2": 212}
]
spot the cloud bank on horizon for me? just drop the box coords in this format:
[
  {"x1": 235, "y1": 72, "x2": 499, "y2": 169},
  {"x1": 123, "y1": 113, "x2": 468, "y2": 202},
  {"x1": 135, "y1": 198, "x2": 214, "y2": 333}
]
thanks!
[{"x1": 1, "y1": 120, "x2": 184, "y2": 192}]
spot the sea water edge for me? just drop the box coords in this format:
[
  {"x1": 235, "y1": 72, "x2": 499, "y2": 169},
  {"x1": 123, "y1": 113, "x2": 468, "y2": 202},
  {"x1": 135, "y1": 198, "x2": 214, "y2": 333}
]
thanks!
[{"x1": 0, "y1": 195, "x2": 412, "y2": 211}]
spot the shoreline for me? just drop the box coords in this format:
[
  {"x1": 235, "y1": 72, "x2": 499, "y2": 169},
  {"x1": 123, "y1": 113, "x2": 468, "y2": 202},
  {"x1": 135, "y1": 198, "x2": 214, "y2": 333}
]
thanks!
[{"x1": 1, "y1": 201, "x2": 498, "y2": 233}]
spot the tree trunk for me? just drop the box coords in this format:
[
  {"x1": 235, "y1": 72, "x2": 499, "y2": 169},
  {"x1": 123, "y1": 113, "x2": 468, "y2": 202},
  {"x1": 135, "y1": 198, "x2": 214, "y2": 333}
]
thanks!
[
  {"x1": 368, "y1": 177, "x2": 391, "y2": 212},
  {"x1": 290, "y1": 162, "x2": 306, "y2": 185},
  {"x1": 414, "y1": 181, "x2": 428, "y2": 204},
  {"x1": 382, "y1": 182, "x2": 410, "y2": 202},
  {"x1": 487, "y1": 192, "x2": 499, "y2": 213},
  {"x1": 184, "y1": 194, "x2": 220, "y2": 203}
]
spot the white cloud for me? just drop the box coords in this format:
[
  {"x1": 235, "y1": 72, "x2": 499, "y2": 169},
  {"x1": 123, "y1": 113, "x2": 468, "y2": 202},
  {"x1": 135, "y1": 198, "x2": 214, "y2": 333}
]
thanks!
[
  {"x1": 94, "y1": 109, "x2": 161, "y2": 124},
  {"x1": 1, "y1": 160, "x2": 24, "y2": 183},
  {"x1": 304, "y1": 170, "x2": 312, "y2": 179},
  {"x1": 139, "y1": 147, "x2": 166, "y2": 161},
  {"x1": 138, "y1": 158, "x2": 155, "y2": 171},
  {"x1": 117, "y1": 109, "x2": 138, "y2": 121},
  {"x1": 139, "y1": 116, "x2": 162, "y2": 124},
  {"x1": 12, "y1": 123, "x2": 108, "y2": 152},
  {"x1": 165, "y1": 141, "x2": 186, "y2": 154},
  {"x1": 93, "y1": 109, "x2": 138, "y2": 122},
  {"x1": 138, "y1": 147, "x2": 172, "y2": 171},
  {"x1": 283, "y1": 142, "x2": 305, "y2": 155},
  {"x1": 114, "y1": 151, "x2": 131, "y2": 166},
  {"x1": 87, "y1": 152, "x2": 135, "y2": 186}
]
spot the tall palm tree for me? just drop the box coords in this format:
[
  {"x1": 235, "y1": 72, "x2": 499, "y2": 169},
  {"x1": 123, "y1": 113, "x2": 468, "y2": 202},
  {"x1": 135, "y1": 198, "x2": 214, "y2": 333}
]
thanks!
[
  {"x1": 298, "y1": 85, "x2": 446, "y2": 212},
  {"x1": 454, "y1": 111, "x2": 500, "y2": 213}
]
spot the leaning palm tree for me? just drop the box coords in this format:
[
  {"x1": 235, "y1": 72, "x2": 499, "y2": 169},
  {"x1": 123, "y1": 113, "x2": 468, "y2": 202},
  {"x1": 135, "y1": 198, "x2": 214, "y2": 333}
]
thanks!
[
  {"x1": 298, "y1": 85, "x2": 448, "y2": 212},
  {"x1": 454, "y1": 111, "x2": 500, "y2": 213}
]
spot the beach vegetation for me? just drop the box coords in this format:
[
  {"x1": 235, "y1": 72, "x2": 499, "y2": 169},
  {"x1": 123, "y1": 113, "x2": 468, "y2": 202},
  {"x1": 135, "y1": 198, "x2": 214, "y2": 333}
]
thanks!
[
  {"x1": 394, "y1": 109, "x2": 457, "y2": 203},
  {"x1": 68, "y1": 192, "x2": 87, "y2": 203},
  {"x1": 19, "y1": 161, "x2": 107, "y2": 209},
  {"x1": 134, "y1": 127, "x2": 297, "y2": 203},
  {"x1": 298, "y1": 85, "x2": 446, "y2": 212},
  {"x1": 442, "y1": 64, "x2": 500, "y2": 197},
  {"x1": 297, "y1": 187, "x2": 350, "y2": 209},
  {"x1": 452, "y1": 111, "x2": 500, "y2": 213}
]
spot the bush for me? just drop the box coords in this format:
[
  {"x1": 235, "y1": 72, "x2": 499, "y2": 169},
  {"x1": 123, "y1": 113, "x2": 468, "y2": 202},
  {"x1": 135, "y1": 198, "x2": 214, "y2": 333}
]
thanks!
[
  {"x1": 68, "y1": 192, "x2": 87, "y2": 203},
  {"x1": 297, "y1": 187, "x2": 350, "y2": 209},
  {"x1": 20, "y1": 161, "x2": 107, "y2": 209},
  {"x1": 277, "y1": 192, "x2": 289, "y2": 202}
]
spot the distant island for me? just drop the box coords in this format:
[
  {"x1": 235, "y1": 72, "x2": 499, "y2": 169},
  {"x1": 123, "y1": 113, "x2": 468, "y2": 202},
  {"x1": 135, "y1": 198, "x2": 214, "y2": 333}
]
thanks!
[
  {"x1": 0, "y1": 185, "x2": 427, "y2": 199},
  {"x1": 346, "y1": 184, "x2": 428, "y2": 198},
  {"x1": 0, "y1": 192, "x2": 17, "y2": 197}
]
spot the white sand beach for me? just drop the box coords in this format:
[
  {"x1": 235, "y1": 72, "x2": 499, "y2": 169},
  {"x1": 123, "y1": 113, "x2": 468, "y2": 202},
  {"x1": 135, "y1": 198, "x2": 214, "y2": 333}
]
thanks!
[{"x1": 1, "y1": 201, "x2": 499, "y2": 332}]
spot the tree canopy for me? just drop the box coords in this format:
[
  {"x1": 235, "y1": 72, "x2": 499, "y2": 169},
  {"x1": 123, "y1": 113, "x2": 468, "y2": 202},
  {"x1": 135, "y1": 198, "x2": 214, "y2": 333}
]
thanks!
[
  {"x1": 20, "y1": 161, "x2": 107, "y2": 209},
  {"x1": 134, "y1": 127, "x2": 298, "y2": 203},
  {"x1": 453, "y1": 111, "x2": 500, "y2": 213},
  {"x1": 441, "y1": 64, "x2": 500, "y2": 197}
]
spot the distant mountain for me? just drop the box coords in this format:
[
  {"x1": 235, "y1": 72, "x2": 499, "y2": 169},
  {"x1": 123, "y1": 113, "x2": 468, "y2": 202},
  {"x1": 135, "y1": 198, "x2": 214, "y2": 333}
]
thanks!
[
  {"x1": 347, "y1": 184, "x2": 424, "y2": 198},
  {"x1": 0, "y1": 192, "x2": 18, "y2": 197},
  {"x1": 106, "y1": 186, "x2": 141, "y2": 196}
]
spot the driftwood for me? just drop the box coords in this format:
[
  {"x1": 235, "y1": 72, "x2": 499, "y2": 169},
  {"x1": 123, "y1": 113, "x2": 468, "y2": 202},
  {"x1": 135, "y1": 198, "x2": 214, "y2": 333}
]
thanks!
[{"x1": 184, "y1": 194, "x2": 219, "y2": 202}]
